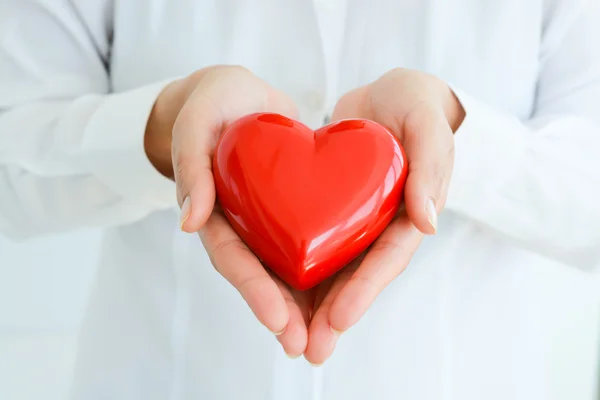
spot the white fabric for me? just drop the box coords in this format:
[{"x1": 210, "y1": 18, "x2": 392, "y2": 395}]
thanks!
[
  {"x1": 0, "y1": 1, "x2": 599, "y2": 399},
  {"x1": 314, "y1": 0, "x2": 348, "y2": 115}
]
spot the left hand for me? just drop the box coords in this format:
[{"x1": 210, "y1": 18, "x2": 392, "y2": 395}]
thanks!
[{"x1": 303, "y1": 68, "x2": 465, "y2": 365}]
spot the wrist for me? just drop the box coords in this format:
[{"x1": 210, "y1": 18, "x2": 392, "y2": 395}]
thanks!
[{"x1": 144, "y1": 79, "x2": 187, "y2": 179}]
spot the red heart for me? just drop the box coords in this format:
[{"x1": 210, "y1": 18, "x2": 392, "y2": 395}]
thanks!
[{"x1": 213, "y1": 113, "x2": 408, "y2": 290}]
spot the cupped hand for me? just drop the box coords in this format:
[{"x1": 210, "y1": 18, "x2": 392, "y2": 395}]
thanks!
[
  {"x1": 145, "y1": 65, "x2": 310, "y2": 357},
  {"x1": 304, "y1": 68, "x2": 465, "y2": 365}
]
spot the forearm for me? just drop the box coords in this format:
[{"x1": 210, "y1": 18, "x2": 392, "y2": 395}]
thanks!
[
  {"x1": 0, "y1": 85, "x2": 178, "y2": 240},
  {"x1": 446, "y1": 89, "x2": 600, "y2": 268}
]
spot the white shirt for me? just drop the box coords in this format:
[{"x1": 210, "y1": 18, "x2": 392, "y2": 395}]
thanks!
[
  {"x1": 314, "y1": 0, "x2": 348, "y2": 115},
  {"x1": 1, "y1": 1, "x2": 600, "y2": 399}
]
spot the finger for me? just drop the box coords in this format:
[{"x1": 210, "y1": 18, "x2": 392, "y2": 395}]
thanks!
[
  {"x1": 401, "y1": 104, "x2": 454, "y2": 235},
  {"x1": 173, "y1": 66, "x2": 298, "y2": 233},
  {"x1": 328, "y1": 214, "x2": 423, "y2": 332},
  {"x1": 330, "y1": 85, "x2": 370, "y2": 122},
  {"x1": 172, "y1": 91, "x2": 221, "y2": 233},
  {"x1": 199, "y1": 210, "x2": 289, "y2": 335},
  {"x1": 272, "y1": 274, "x2": 310, "y2": 358},
  {"x1": 303, "y1": 259, "x2": 361, "y2": 366},
  {"x1": 312, "y1": 275, "x2": 336, "y2": 312}
]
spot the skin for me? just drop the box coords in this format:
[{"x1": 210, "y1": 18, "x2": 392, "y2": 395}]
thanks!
[{"x1": 145, "y1": 65, "x2": 465, "y2": 365}]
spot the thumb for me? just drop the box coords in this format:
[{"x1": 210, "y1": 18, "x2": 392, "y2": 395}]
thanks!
[
  {"x1": 172, "y1": 66, "x2": 299, "y2": 233},
  {"x1": 172, "y1": 93, "x2": 219, "y2": 233},
  {"x1": 175, "y1": 155, "x2": 216, "y2": 233},
  {"x1": 402, "y1": 104, "x2": 454, "y2": 235}
]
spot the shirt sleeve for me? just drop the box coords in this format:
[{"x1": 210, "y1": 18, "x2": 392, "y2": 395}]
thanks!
[
  {"x1": 0, "y1": 1, "x2": 179, "y2": 240},
  {"x1": 445, "y1": 0, "x2": 600, "y2": 269}
]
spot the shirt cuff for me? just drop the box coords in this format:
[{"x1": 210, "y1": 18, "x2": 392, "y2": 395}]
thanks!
[
  {"x1": 81, "y1": 80, "x2": 179, "y2": 209},
  {"x1": 445, "y1": 87, "x2": 530, "y2": 218}
]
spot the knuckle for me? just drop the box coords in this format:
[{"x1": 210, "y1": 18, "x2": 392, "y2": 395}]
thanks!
[
  {"x1": 210, "y1": 64, "x2": 253, "y2": 79},
  {"x1": 368, "y1": 238, "x2": 402, "y2": 255},
  {"x1": 173, "y1": 157, "x2": 199, "y2": 200},
  {"x1": 212, "y1": 237, "x2": 248, "y2": 258},
  {"x1": 185, "y1": 66, "x2": 243, "y2": 91},
  {"x1": 209, "y1": 238, "x2": 252, "y2": 274},
  {"x1": 236, "y1": 274, "x2": 271, "y2": 294},
  {"x1": 410, "y1": 162, "x2": 445, "y2": 197},
  {"x1": 347, "y1": 273, "x2": 378, "y2": 295},
  {"x1": 383, "y1": 67, "x2": 408, "y2": 81},
  {"x1": 173, "y1": 154, "x2": 192, "y2": 180}
]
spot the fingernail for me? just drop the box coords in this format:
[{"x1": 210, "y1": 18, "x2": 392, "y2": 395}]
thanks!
[
  {"x1": 180, "y1": 196, "x2": 191, "y2": 231},
  {"x1": 426, "y1": 197, "x2": 438, "y2": 233},
  {"x1": 330, "y1": 326, "x2": 343, "y2": 337},
  {"x1": 273, "y1": 326, "x2": 286, "y2": 336},
  {"x1": 285, "y1": 352, "x2": 301, "y2": 359},
  {"x1": 308, "y1": 361, "x2": 323, "y2": 368}
]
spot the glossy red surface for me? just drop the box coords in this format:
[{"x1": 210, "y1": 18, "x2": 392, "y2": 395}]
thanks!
[{"x1": 213, "y1": 113, "x2": 408, "y2": 290}]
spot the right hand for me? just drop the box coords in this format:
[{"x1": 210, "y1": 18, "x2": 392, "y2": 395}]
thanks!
[{"x1": 145, "y1": 66, "x2": 310, "y2": 357}]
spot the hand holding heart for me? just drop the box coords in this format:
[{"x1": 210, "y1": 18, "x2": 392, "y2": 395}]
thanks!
[
  {"x1": 146, "y1": 65, "x2": 311, "y2": 357},
  {"x1": 145, "y1": 66, "x2": 464, "y2": 363},
  {"x1": 303, "y1": 68, "x2": 465, "y2": 364}
]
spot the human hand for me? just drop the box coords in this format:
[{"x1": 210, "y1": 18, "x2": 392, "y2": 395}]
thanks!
[
  {"x1": 145, "y1": 66, "x2": 310, "y2": 357},
  {"x1": 304, "y1": 68, "x2": 465, "y2": 365}
]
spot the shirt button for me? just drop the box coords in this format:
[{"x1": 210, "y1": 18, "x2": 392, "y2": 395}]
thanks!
[{"x1": 304, "y1": 91, "x2": 325, "y2": 111}]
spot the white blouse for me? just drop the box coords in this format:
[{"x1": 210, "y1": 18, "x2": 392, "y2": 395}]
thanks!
[{"x1": 0, "y1": 1, "x2": 599, "y2": 399}]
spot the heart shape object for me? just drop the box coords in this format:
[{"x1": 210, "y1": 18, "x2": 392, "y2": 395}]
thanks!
[{"x1": 213, "y1": 113, "x2": 408, "y2": 290}]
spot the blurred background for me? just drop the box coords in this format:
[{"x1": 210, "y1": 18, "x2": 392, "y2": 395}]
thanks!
[{"x1": 1, "y1": 230, "x2": 599, "y2": 399}]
